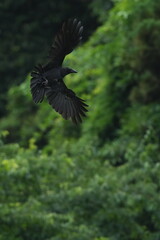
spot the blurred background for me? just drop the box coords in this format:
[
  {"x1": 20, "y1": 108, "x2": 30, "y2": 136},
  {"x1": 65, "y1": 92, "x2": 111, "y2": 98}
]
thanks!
[{"x1": 0, "y1": 0, "x2": 160, "y2": 239}]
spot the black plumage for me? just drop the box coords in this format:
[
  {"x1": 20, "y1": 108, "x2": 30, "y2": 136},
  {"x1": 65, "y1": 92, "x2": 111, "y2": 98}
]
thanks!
[{"x1": 30, "y1": 19, "x2": 88, "y2": 124}]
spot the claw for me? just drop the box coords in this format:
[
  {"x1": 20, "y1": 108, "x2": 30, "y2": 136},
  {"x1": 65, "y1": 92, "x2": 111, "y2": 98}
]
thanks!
[{"x1": 42, "y1": 78, "x2": 48, "y2": 86}]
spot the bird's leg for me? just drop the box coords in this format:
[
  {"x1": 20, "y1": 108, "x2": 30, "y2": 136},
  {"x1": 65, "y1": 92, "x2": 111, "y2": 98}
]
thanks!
[{"x1": 41, "y1": 77, "x2": 48, "y2": 86}]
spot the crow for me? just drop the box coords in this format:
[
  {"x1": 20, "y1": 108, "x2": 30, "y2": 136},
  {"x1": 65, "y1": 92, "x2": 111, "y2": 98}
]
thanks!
[{"x1": 30, "y1": 18, "x2": 88, "y2": 124}]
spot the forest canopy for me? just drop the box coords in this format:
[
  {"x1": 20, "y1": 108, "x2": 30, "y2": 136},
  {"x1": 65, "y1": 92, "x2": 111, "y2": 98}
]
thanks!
[{"x1": 0, "y1": 0, "x2": 160, "y2": 239}]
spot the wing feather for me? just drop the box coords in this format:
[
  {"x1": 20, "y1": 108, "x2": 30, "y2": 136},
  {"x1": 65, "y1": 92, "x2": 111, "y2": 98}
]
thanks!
[
  {"x1": 46, "y1": 18, "x2": 83, "y2": 69},
  {"x1": 46, "y1": 80, "x2": 88, "y2": 123}
]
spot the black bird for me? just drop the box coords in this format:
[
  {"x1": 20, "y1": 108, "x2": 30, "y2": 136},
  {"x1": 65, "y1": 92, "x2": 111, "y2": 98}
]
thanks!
[{"x1": 30, "y1": 19, "x2": 88, "y2": 124}]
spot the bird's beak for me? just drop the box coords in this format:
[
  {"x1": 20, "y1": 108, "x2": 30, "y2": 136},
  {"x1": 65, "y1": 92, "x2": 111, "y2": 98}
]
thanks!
[{"x1": 70, "y1": 69, "x2": 77, "y2": 73}]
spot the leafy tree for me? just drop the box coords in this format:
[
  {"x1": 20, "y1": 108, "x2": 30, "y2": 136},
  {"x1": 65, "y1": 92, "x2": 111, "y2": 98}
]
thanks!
[{"x1": 0, "y1": 0, "x2": 160, "y2": 239}]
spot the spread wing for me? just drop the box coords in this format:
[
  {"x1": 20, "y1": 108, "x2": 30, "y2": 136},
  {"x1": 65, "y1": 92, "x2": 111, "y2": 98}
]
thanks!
[
  {"x1": 46, "y1": 80, "x2": 88, "y2": 124},
  {"x1": 45, "y1": 19, "x2": 83, "y2": 69}
]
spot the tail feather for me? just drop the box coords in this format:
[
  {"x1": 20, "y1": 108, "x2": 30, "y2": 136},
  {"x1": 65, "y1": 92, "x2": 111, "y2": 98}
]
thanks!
[{"x1": 30, "y1": 65, "x2": 46, "y2": 103}]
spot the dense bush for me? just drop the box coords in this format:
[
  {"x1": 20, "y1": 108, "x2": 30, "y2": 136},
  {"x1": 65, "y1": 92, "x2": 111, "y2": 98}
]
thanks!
[{"x1": 0, "y1": 0, "x2": 160, "y2": 239}]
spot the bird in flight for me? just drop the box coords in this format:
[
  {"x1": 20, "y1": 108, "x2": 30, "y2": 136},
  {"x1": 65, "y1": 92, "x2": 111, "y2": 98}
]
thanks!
[{"x1": 30, "y1": 19, "x2": 88, "y2": 124}]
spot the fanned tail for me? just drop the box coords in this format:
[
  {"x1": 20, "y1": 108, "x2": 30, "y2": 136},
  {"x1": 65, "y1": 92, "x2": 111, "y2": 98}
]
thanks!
[{"x1": 30, "y1": 64, "x2": 46, "y2": 103}]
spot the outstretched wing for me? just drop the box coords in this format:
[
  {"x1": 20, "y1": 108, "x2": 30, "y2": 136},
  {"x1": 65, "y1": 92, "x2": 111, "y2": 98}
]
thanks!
[
  {"x1": 46, "y1": 80, "x2": 88, "y2": 124},
  {"x1": 46, "y1": 19, "x2": 83, "y2": 69}
]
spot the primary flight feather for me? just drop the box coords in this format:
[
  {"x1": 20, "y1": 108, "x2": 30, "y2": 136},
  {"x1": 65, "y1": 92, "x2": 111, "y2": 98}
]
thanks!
[{"x1": 30, "y1": 19, "x2": 88, "y2": 124}]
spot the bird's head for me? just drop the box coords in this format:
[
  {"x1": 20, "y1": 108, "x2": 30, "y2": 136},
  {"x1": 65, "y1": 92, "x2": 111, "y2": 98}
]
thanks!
[{"x1": 61, "y1": 67, "x2": 77, "y2": 77}]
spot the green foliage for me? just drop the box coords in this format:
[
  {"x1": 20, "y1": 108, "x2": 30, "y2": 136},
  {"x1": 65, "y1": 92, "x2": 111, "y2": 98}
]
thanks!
[
  {"x1": 1, "y1": 0, "x2": 160, "y2": 239},
  {"x1": 90, "y1": 0, "x2": 114, "y2": 22},
  {"x1": 0, "y1": 127, "x2": 160, "y2": 240}
]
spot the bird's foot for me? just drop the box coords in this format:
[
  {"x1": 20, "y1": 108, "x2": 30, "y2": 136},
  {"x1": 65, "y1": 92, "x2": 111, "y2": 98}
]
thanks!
[{"x1": 42, "y1": 78, "x2": 48, "y2": 86}]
